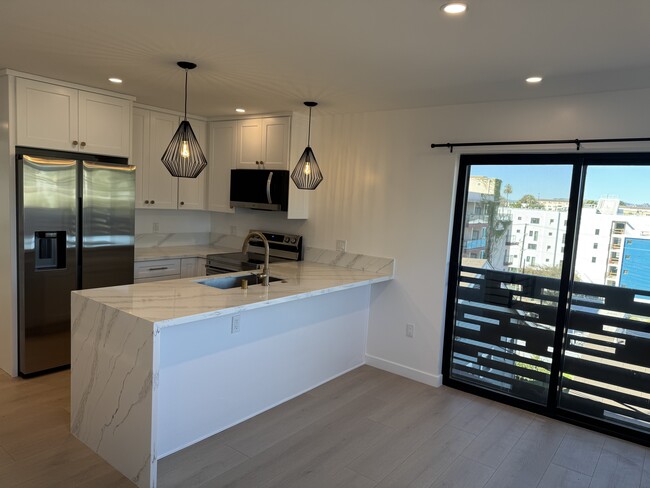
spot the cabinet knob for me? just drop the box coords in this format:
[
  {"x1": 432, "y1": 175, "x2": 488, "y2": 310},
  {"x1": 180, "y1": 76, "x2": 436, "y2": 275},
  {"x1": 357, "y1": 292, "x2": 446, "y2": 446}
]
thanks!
[
  {"x1": 72, "y1": 140, "x2": 79, "y2": 146},
  {"x1": 144, "y1": 200, "x2": 149, "y2": 204},
  {"x1": 255, "y1": 161, "x2": 260, "y2": 165},
  {"x1": 80, "y1": 141, "x2": 86, "y2": 148},
  {"x1": 151, "y1": 200, "x2": 155, "y2": 204},
  {"x1": 180, "y1": 201, "x2": 185, "y2": 206}
]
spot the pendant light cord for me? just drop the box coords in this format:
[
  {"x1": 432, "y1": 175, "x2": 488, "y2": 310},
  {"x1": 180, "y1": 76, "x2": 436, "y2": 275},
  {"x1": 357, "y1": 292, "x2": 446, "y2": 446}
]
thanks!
[
  {"x1": 307, "y1": 106, "x2": 312, "y2": 146},
  {"x1": 183, "y1": 69, "x2": 188, "y2": 121}
]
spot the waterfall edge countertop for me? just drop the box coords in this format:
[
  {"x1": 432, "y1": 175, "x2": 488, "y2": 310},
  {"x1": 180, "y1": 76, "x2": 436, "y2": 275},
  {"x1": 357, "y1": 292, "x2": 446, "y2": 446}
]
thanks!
[
  {"x1": 73, "y1": 260, "x2": 394, "y2": 328},
  {"x1": 134, "y1": 245, "x2": 237, "y2": 261}
]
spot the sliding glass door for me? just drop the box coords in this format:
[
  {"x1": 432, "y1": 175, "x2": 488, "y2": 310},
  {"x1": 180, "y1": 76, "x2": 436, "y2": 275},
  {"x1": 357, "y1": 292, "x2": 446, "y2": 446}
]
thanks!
[
  {"x1": 444, "y1": 154, "x2": 650, "y2": 444},
  {"x1": 559, "y1": 165, "x2": 650, "y2": 434}
]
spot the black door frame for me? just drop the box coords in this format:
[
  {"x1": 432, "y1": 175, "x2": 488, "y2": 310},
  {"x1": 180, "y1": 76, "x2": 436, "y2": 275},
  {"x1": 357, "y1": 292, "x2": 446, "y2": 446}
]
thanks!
[{"x1": 442, "y1": 152, "x2": 650, "y2": 447}]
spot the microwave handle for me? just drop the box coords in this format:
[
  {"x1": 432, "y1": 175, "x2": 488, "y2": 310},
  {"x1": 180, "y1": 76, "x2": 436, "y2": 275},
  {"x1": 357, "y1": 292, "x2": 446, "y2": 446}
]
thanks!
[{"x1": 266, "y1": 171, "x2": 273, "y2": 205}]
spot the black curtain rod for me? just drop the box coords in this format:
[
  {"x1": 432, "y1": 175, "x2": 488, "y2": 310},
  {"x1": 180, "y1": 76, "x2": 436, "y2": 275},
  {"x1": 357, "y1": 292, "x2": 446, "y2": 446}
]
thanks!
[{"x1": 430, "y1": 137, "x2": 650, "y2": 153}]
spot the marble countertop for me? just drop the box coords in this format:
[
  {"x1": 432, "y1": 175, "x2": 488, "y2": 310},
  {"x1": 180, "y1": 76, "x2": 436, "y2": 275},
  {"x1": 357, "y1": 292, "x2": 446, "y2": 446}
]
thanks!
[
  {"x1": 134, "y1": 245, "x2": 237, "y2": 261},
  {"x1": 74, "y1": 261, "x2": 393, "y2": 328}
]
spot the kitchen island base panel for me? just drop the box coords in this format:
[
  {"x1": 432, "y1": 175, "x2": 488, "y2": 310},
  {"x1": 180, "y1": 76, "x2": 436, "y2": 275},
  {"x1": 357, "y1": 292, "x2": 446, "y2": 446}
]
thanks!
[
  {"x1": 156, "y1": 285, "x2": 370, "y2": 458},
  {"x1": 70, "y1": 294, "x2": 157, "y2": 488},
  {"x1": 71, "y1": 283, "x2": 374, "y2": 488}
]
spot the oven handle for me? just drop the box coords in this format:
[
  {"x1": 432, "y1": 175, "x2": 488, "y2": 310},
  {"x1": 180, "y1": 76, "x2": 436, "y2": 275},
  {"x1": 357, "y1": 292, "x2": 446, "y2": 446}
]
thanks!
[{"x1": 266, "y1": 171, "x2": 273, "y2": 205}]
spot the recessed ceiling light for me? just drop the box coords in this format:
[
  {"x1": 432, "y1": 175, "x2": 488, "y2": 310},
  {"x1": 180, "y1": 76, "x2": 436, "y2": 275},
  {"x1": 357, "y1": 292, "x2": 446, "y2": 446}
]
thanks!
[
  {"x1": 526, "y1": 76, "x2": 543, "y2": 84},
  {"x1": 108, "y1": 77, "x2": 123, "y2": 84},
  {"x1": 235, "y1": 108, "x2": 246, "y2": 113},
  {"x1": 441, "y1": 2, "x2": 467, "y2": 14}
]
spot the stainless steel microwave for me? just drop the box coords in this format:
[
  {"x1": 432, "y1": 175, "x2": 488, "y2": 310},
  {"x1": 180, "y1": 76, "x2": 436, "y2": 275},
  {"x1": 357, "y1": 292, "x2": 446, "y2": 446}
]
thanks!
[{"x1": 230, "y1": 169, "x2": 289, "y2": 211}]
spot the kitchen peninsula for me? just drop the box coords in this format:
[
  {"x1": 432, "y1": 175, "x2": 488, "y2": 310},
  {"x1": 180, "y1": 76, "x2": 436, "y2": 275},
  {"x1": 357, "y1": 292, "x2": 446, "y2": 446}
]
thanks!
[{"x1": 70, "y1": 255, "x2": 393, "y2": 488}]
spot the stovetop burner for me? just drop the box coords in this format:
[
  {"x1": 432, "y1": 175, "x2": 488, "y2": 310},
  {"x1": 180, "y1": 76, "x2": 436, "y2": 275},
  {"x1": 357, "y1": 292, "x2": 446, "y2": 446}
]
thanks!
[{"x1": 205, "y1": 230, "x2": 303, "y2": 275}]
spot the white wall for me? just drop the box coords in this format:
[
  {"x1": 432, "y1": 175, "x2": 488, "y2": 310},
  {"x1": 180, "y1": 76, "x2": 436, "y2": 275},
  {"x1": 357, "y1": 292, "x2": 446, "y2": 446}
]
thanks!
[{"x1": 212, "y1": 87, "x2": 650, "y2": 385}]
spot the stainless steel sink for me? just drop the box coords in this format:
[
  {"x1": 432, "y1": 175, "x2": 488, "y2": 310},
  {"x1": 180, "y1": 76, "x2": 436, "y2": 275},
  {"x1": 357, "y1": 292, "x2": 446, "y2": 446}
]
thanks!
[{"x1": 197, "y1": 273, "x2": 284, "y2": 290}]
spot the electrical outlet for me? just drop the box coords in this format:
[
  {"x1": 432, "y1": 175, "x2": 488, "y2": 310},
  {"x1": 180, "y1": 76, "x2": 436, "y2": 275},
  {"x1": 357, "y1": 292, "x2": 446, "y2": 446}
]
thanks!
[
  {"x1": 336, "y1": 239, "x2": 347, "y2": 252},
  {"x1": 406, "y1": 323, "x2": 414, "y2": 338},
  {"x1": 231, "y1": 314, "x2": 241, "y2": 334},
  {"x1": 152, "y1": 222, "x2": 159, "y2": 233}
]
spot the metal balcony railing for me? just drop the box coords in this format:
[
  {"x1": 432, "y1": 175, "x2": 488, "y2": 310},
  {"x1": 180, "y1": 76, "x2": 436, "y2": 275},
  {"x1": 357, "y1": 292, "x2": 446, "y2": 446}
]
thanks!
[{"x1": 451, "y1": 265, "x2": 650, "y2": 431}]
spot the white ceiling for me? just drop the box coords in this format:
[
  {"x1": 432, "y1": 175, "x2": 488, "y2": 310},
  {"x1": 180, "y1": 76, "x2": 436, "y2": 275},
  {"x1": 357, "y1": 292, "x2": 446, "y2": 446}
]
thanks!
[{"x1": 2, "y1": 0, "x2": 650, "y2": 117}]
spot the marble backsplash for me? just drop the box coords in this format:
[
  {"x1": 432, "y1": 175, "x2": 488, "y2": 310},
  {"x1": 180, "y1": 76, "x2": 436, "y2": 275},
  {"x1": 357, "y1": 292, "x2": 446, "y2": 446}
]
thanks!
[
  {"x1": 135, "y1": 232, "x2": 394, "y2": 275},
  {"x1": 135, "y1": 232, "x2": 241, "y2": 249},
  {"x1": 304, "y1": 247, "x2": 395, "y2": 275}
]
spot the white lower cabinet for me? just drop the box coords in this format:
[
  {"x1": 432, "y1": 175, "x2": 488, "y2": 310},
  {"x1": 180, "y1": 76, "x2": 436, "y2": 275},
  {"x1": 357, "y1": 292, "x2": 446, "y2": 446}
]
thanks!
[
  {"x1": 134, "y1": 259, "x2": 181, "y2": 283},
  {"x1": 197, "y1": 258, "x2": 207, "y2": 276},
  {"x1": 180, "y1": 258, "x2": 197, "y2": 278},
  {"x1": 134, "y1": 257, "x2": 207, "y2": 283},
  {"x1": 180, "y1": 257, "x2": 207, "y2": 278}
]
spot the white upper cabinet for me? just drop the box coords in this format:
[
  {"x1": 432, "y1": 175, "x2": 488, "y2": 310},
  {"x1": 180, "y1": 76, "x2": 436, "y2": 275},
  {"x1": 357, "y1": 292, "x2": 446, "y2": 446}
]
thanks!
[
  {"x1": 132, "y1": 108, "x2": 150, "y2": 208},
  {"x1": 78, "y1": 91, "x2": 131, "y2": 157},
  {"x1": 144, "y1": 110, "x2": 179, "y2": 209},
  {"x1": 207, "y1": 120, "x2": 237, "y2": 213},
  {"x1": 261, "y1": 117, "x2": 291, "y2": 168},
  {"x1": 132, "y1": 107, "x2": 208, "y2": 211},
  {"x1": 16, "y1": 78, "x2": 131, "y2": 157},
  {"x1": 237, "y1": 118, "x2": 262, "y2": 168},
  {"x1": 236, "y1": 116, "x2": 290, "y2": 170},
  {"x1": 178, "y1": 118, "x2": 208, "y2": 210}
]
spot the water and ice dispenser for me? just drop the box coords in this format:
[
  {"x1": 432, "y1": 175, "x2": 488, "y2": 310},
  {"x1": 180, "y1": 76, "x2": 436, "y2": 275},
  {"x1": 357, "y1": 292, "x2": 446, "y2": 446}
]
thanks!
[{"x1": 34, "y1": 231, "x2": 66, "y2": 270}]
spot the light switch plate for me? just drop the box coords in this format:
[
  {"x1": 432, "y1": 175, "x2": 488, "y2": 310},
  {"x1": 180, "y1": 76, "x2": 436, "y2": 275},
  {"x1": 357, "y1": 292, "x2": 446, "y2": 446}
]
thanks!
[{"x1": 336, "y1": 240, "x2": 347, "y2": 252}]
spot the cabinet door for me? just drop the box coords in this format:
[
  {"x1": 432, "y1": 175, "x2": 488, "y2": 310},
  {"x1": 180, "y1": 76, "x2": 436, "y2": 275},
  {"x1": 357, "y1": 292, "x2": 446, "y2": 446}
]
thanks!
[
  {"x1": 147, "y1": 111, "x2": 180, "y2": 209},
  {"x1": 16, "y1": 78, "x2": 78, "y2": 152},
  {"x1": 197, "y1": 257, "x2": 207, "y2": 276},
  {"x1": 261, "y1": 117, "x2": 290, "y2": 169},
  {"x1": 178, "y1": 118, "x2": 208, "y2": 210},
  {"x1": 180, "y1": 258, "x2": 198, "y2": 278},
  {"x1": 78, "y1": 91, "x2": 131, "y2": 157},
  {"x1": 208, "y1": 120, "x2": 237, "y2": 213},
  {"x1": 132, "y1": 108, "x2": 150, "y2": 208},
  {"x1": 237, "y1": 119, "x2": 262, "y2": 168}
]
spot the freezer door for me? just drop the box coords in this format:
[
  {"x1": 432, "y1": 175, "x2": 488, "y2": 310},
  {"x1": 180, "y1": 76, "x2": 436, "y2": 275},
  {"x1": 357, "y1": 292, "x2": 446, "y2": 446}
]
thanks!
[
  {"x1": 81, "y1": 161, "x2": 135, "y2": 289},
  {"x1": 17, "y1": 155, "x2": 78, "y2": 375}
]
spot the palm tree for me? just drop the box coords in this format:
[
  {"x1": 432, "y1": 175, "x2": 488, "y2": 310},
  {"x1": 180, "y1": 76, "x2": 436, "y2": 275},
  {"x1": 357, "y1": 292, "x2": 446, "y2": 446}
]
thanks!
[{"x1": 504, "y1": 184, "x2": 512, "y2": 206}]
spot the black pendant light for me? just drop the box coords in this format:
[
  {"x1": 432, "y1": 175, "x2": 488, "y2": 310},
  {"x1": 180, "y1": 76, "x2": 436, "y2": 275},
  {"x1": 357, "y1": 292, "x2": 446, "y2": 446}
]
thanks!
[
  {"x1": 291, "y1": 101, "x2": 323, "y2": 190},
  {"x1": 161, "y1": 61, "x2": 208, "y2": 178}
]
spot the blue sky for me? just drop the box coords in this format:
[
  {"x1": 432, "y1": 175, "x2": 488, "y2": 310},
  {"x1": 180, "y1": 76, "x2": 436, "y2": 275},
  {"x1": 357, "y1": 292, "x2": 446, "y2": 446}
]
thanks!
[{"x1": 471, "y1": 165, "x2": 650, "y2": 205}]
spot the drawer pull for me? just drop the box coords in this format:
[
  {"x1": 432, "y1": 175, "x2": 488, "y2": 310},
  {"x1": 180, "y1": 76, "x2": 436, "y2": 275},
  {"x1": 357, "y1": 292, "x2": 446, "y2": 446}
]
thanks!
[{"x1": 148, "y1": 266, "x2": 168, "y2": 271}]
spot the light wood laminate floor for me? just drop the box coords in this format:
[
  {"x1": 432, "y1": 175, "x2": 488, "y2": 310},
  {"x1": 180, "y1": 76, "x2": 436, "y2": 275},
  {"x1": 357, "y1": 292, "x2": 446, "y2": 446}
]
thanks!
[{"x1": 2, "y1": 366, "x2": 650, "y2": 487}]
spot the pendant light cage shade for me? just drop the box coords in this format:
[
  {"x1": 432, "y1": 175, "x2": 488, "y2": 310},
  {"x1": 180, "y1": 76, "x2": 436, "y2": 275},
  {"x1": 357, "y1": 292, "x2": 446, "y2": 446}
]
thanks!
[
  {"x1": 291, "y1": 101, "x2": 323, "y2": 190},
  {"x1": 161, "y1": 120, "x2": 208, "y2": 178},
  {"x1": 161, "y1": 61, "x2": 207, "y2": 178},
  {"x1": 291, "y1": 146, "x2": 323, "y2": 189}
]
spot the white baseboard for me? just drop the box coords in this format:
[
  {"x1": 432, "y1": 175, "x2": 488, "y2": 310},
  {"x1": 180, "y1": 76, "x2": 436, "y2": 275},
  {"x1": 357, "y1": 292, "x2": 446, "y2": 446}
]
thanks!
[{"x1": 365, "y1": 354, "x2": 442, "y2": 387}]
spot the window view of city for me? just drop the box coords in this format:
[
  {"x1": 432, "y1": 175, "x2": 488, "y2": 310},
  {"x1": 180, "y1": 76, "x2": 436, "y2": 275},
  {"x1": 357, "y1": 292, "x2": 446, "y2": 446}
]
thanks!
[
  {"x1": 461, "y1": 166, "x2": 650, "y2": 290},
  {"x1": 448, "y1": 160, "x2": 650, "y2": 438}
]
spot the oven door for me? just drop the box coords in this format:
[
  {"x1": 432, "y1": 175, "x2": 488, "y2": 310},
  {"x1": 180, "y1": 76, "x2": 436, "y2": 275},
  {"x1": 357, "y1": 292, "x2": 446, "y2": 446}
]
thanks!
[
  {"x1": 205, "y1": 261, "x2": 261, "y2": 275},
  {"x1": 205, "y1": 265, "x2": 237, "y2": 276}
]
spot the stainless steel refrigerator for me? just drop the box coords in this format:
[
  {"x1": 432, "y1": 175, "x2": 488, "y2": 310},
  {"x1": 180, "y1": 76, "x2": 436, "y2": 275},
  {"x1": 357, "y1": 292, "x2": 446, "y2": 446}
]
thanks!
[{"x1": 16, "y1": 150, "x2": 135, "y2": 376}]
